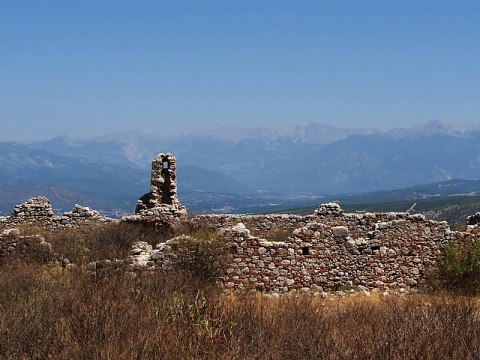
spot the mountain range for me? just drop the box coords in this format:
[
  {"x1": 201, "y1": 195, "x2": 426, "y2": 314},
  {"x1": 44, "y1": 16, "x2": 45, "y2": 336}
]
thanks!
[{"x1": 1, "y1": 120, "x2": 480, "y2": 216}]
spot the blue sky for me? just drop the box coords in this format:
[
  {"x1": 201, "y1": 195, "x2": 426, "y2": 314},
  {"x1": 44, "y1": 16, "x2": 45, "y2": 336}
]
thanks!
[{"x1": 1, "y1": 1, "x2": 479, "y2": 140}]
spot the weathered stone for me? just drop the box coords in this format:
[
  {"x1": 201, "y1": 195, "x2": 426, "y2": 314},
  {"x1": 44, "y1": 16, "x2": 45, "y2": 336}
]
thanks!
[
  {"x1": 314, "y1": 203, "x2": 344, "y2": 216},
  {"x1": 133, "y1": 153, "x2": 186, "y2": 224},
  {"x1": 332, "y1": 226, "x2": 348, "y2": 238},
  {"x1": 357, "y1": 285, "x2": 369, "y2": 292},
  {"x1": 0, "y1": 197, "x2": 113, "y2": 231},
  {"x1": 2, "y1": 154, "x2": 480, "y2": 296}
]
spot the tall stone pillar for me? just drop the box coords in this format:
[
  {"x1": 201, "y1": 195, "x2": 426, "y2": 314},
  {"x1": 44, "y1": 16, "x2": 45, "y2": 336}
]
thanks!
[{"x1": 134, "y1": 153, "x2": 186, "y2": 221}]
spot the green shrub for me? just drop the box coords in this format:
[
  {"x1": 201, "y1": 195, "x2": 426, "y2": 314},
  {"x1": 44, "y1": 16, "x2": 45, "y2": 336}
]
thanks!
[
  {"x1": 173, "y1": 229, "x2": 229, "y2": 284},
  {"x1": 433, "y1": 237, "x2": 480, "y2": 294}
]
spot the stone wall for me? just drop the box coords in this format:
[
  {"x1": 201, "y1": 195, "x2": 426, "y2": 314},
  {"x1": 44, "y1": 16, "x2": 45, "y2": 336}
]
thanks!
[
  {"x1": 3, "y1": 196, "x2": 477, "y2": 293},
  {"x1": 0, "y1": 228, "x2": 56, "y2": 263},
  {"x1": 216, "y1": 214, "x2": 463, "y2": 293},
  {"x1": 193, "y1": 203, "x2": 426, "y2": 240},
  {"x1": 122, "y1": 203, "x2": 477, "y2": 294},
  {"x1": 0, "y1": 197, "x2": 113, "y2": 231},
  {"x1": 467, "y1": 212, "x2": 480, "y2": 226},
  {"x1": 193, "y1": 213, "x2": 312, "y2": 239},
  {"x1": 2, "y1": 151, "x2": 480, "y2": 294}
]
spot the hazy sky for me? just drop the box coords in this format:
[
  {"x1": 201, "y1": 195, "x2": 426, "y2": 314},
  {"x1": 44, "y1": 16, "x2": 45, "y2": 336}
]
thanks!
[{"x1": 1, "y1": 1, "x2": 480, "y2": 140}]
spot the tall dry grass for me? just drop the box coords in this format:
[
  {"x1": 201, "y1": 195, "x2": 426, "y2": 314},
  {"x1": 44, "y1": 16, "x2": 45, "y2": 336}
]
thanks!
[
  {"x1": 0, "y1": 260, "x2": 479, "y2": 359},
  {"x1": 1, "y1": 223, "x2": 480, "y2": 359}
]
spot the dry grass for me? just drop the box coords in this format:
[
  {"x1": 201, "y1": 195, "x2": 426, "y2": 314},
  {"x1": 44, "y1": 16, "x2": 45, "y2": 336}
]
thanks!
[
  {"x1": 0, "y1": 260, "x2": 479, "y2": 359},
  {"x1": 1, "y1": 223, "x2": 480, "y2": 359},
  {"x1": 33, "y1": 222, "x2": 171, "y2": 266},
  {"x1": 263, "y1": 226, "x2": 294, "y2": 242}
]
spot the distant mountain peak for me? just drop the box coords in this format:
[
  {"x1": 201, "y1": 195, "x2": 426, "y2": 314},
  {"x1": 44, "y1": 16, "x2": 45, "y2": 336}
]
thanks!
[
  {"x1": 174, "y1": 123, "x2": 379, "y2": 144},
  {"x1": 413, "y1": 119, "x2": 456, "y2": 135},
  {"x1": 41, "y1": 135, "x2": 83, "y2": 147},
  {"x1": 387, "y1": 120, "x2": 480, "y2": 138},
  {"x1": 93, "y1": 132, "x2": 147, "y2": 143}
]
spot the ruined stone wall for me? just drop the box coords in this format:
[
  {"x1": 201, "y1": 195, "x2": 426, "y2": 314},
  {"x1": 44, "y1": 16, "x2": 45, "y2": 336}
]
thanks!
[
  {"x1": 2, "y1": 196, "x2": 479, "y2": 293},
  {"x1": 195, "y1": 207, "x2": 422, "y2": 241},
  {"x1": 0, "y1": 228, "x2": 55, "y2": 263},
  {"x1": 194, "y1": 214, "x2": 312, "y2": 239},
  {"x1": 215, "y1": 214, "x2": 465, "y2": 293},
  {"x1": 467, "y1": 212, "x2": 480, "y2": 226},
  {"x1": 0, "y1": 197, "x2": 113, "y2": 231},
  {"x1": 3, "y1": 151, "x2": 478, "y2": 294},
  {"x1": 144, "y1": 204, "x2": 474, "y2": 293}
]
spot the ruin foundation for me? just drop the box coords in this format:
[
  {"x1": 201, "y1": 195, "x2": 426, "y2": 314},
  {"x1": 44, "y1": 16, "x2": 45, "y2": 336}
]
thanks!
[{"x1": 2, "y1": 154, "x2": 480, "y2": 294}]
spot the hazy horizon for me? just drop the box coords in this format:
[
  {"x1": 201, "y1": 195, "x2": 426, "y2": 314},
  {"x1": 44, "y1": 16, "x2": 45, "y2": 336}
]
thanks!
[
  {"x1": 2, "y1": 1, "x2": 480, "y2": 141},
  {"x1": 4, "y1": 119, "x2": 479, "y2": 144}
]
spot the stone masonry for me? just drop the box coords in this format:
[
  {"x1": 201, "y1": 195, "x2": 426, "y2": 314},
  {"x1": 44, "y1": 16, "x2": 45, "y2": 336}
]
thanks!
[
  {"x1": 142, "y1": 204, "x2": 476, "y2": 293},
  {"x1": 1, "y1": 154, "x2": 480, "y2": 294},
  {"x1": 0, "y1": 196, "x2": 112, "y2": 231},
  {"x1": 129, "y1": 153, "x2": 186, "y2": 224},
  {"x1": 0, "y1": 228, "x2": 54, "y2": 263}
]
